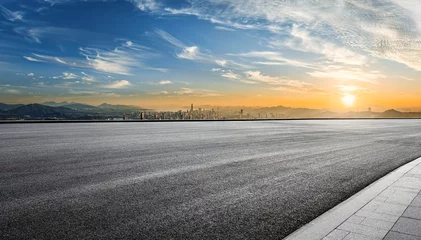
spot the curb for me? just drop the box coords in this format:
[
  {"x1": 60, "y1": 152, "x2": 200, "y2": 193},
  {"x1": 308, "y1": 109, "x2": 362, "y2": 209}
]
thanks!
[{"x1": 284, "y1": 157, "x2": 421, "y2": 240}]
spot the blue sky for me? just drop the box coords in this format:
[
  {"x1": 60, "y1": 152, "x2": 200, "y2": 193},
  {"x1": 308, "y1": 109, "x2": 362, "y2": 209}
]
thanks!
[{"x1": 1, "y1": 0, "x2": 421, "y2": 110}]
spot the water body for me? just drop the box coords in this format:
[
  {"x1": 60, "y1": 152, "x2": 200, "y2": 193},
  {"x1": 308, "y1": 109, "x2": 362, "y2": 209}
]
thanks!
[{"x1": 1, "y1": 120, "x2": 421, "y2": 239}]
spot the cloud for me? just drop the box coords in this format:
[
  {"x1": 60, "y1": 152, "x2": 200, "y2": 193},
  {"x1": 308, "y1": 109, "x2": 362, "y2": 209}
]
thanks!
[
  {"x1": 80, "y1": 41, "x2": 164, "y2": 75},
  {"x1": 230, "y1": 51, "x2": 314, "y2": 69},
  {"x1": 33, "y1": 54, "x2": 68, "y2": 65},
  {"x1": 221, "y1": 72, "x2": 238, "y2": 80},
  {"x1": 0, "y1": 5, "x2": 24, "y2": 22},
  {"x1": 159, "y1": 80, "x2": 172, "y2": 85},
  {"x1": 280, "y1": 25, "x2": 368, "y2": 66},
  {"x1": 162, "y1": 0, "x2": 421, "y2": 71},
  {"x1": 27, "y1": 41, "x2": 165, "y2": 75},
  {"x1": 245, "y1": 71, "x2": 324, "y2": 93},
  {"x1": 23, "y1": 56, "x2": 44, "y2": 62},
  {"x1": 177, "y1": 46, "x2": 203, "y2": 60},
  {"x1": 215, "y1": 26, "x2": 235, "y2": 31},
  {"x1": 27, "y1": 73, "x2": 34, "y2": 77},
  {"x1": 155, "y1": 29, "x2": 208, "y2": 61},
  {"x1": 129, "y1": 0, "x2": 159, "y2": 11},
  {"x1": 62, "y1": 72, "x2": 78, "y2": 79},
  {"x1": 174, "y1": 88, "x2": 222, "y2": 97},
  {"x1": 102, "y1": 80, "x2": 131, "y2": 89},
  {"x1": 81, "y1": 72, "x2": 95, "y2": 82},
  {"x1": 6, "y1": 89, "x2": 21, "y2": 94},
  {"x1": 52, "y1": 72, "x2": 79, "y2": 80},
  {"x1": 307, "y1": 68, "x2": 384, "y2": 83},
  {"x1": 14, "y1": 27, "x2": 41, "y2": 43}
]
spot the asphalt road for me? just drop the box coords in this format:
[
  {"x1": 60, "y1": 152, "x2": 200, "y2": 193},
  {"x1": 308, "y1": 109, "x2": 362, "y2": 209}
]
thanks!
[{"x1": 1, "y1": 120, "x2": 421, "y2": 239}]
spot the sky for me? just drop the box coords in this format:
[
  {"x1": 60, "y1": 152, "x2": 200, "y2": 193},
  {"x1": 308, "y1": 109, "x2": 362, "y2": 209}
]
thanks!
[{"x1": 0, "y1": 0, "x2": 421, "y2": 111}]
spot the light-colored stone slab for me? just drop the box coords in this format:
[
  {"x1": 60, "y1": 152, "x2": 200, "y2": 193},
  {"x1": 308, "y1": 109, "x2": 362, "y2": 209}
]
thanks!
[
  {"x1": 402, "y1": 206, "x2": 421, "y2": 220},
  {"x1": 354, "y1": 210, "x2": 399, "y2": 223},
  {"x1": 359, "y1": 218, "x2": 395, "y2": 230},
  {"x1": 323, "y1": 229, "x2": 349, "y2": 240},
  {"x1": 374, "y1": 202, "x2": 408, "y2": 216},
  {"x1": 337, "y1": 222, "x2": 388, "y2": 238},
  {"x1": 284, "y1": 158, "x2": 421, "y2": 240},
  {"x1": 347, "y1": 215, "x2": 365, "y2": 224},
  {"x1": 392, "y1": 217, "x2": 421, "y2": 237},
  {"x1": 384, "y1": 231, "x2": 421, "y2": 240},
  {"x1": 343, "y1": 232, "x2": 382, "y2": 240}
]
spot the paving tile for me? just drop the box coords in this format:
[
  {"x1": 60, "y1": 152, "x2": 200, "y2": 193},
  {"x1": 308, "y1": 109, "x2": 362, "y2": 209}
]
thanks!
[
  {"x1": 392, "y1": 217, "x2": 421, "y2": 237},
  {"x1": 403, "y1": 206, "x2": 421, "y2": 220},
  {"x1": 346, "y1": 215, "x2": 365, "y2": 224},
  {"x1": 323, "y1": 229, "x2": 349, "y2": 240},
  {"x1": 361, "y1": 201, "x2": 382, "y2": 212},
  {"x1": 374, "y1": 202, "x2": 408, "y2": 216},
  {"x1": 359, "y1": 217, "x2": 395, "y2": 230},
  {"x1": 342, "y1": 233, "x2": 382, "y2": 240},
  {"x1": 337, "y1": 222, "x2": 388, "y2": 238},
  {"x1": 411, "y1": 195, "x2": 421, "y2": 207},
  {"x1": 393, "y1": 177, "x2": 421, "y2": 190},
  {"x1": 385, "y1": 193, "x2": 418, "y2": 205},
  {"x1": 387, "y1": 186, "x2": 420, "y2": 194},
  {"x1": 406, "y1": 174, "x2": 421, "y2": 179},
  {"x1": 373, "y1": 196, "x2": 387, "y2": 202},
  {"x1": 354, "y1": 210, "x2": 399, "y2": 223},
  {"x1": 384, "y1": 231, "x2": 421, "y2": 240}
]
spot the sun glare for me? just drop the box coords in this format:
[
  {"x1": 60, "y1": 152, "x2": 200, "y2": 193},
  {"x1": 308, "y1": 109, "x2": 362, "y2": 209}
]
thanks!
[{"x1": 342, "y1": 94, "x2": 355, "y2": 107}]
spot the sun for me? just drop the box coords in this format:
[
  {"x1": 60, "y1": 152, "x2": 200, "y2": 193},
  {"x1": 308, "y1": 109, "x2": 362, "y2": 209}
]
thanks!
[{"x1": 342, "y1": 94, "x2": 355, "y2": 107}]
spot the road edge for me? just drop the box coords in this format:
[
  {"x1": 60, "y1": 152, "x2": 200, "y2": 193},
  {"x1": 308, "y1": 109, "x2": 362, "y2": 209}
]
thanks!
[{"x1": 284, "y1": 156, "x2": 421, "y2": 240}]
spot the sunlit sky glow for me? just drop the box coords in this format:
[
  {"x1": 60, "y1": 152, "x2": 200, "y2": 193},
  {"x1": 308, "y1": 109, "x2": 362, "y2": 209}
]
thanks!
[{"x1": 1, "y1": 0, "x2": 421, "y2": 110}]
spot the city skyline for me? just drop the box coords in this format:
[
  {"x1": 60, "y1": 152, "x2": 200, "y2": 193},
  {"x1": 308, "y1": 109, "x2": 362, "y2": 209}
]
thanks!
[{"x1": 1, "y1": 0, "x2": 421, "y2": 111}]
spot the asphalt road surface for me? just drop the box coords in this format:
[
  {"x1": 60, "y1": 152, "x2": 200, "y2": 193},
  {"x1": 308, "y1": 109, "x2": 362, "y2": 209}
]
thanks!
[{"x1": 1, "y1": 120, "x2": 421, "y2": 239}]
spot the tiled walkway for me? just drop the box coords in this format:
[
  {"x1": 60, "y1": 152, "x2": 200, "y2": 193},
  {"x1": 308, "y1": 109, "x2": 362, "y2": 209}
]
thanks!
[{"x1": 286, "y1": 157, "x2": 421, "y2": 240}]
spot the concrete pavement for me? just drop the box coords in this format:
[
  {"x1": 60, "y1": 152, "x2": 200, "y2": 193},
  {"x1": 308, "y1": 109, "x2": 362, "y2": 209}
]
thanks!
[{"x1": 285, "y1": 157, "x2": 421, "y2": 240}]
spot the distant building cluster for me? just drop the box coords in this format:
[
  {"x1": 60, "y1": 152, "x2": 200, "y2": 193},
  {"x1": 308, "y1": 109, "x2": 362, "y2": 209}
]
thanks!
[{"x1": 130, "y1": 104, "x2": 225, "y2": 120}]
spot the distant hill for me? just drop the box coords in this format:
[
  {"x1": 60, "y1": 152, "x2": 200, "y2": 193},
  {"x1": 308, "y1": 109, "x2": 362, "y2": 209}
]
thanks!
[
  {"x1": 42, "y1": 101, "x2": 73, "y2": 107},
  {"x1": 6, "y1": 104, "x2": 77, "y2": 118},
  {"x1": 98, "y1": 103, "x2": 141, "y2": 110},
  {"x1": 62, "y1": 103, "x2": 98, "y2": 111},
  {"x1": 0, "y1": 103, "x2": 25, "y2": 111}
]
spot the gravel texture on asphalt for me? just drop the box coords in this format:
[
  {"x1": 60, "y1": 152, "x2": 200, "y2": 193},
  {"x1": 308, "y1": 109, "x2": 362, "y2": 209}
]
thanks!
[{"x1": 1, "y1": 120, "x2": 421, "y2": 239}]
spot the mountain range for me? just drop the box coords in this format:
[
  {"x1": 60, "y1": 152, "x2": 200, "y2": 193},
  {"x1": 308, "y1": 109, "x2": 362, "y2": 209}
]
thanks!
[
  {"x1": 0, "y1": 102, "x2": 147, "y2": 120},
  {"x1": 1, "y1": 102, "x2": 421, "y2": 120}
]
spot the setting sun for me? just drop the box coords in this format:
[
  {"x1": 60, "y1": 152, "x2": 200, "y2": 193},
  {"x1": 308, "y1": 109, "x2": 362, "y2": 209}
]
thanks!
[{"x1": 342, "y1": 94, "x2": 356, "y2": 107}]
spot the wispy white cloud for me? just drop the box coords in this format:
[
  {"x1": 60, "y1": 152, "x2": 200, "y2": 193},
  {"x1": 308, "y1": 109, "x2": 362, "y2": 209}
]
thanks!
[
  {"x1": 161, "y1": 0, "x2": 421, "y2": 71},
  {"x1": 33, "y1": 53, "x2": 69, "y2": 65},
  {"x1": 27, "y1": 73, "x2": 34, "y2": 77},
  {"x1": 215, "y1": 26, "x2": 235, "y2": 31},
  {"x1": 155, "y1": 29, "x2": 208, "y2": 61},
  {"x1": 23, "y1": 56, "x2": 44, "y2": 62},
  {"x1": 25, "y1": 41, "x2": 165, "y2": 75},
  {"x1": 80, "y1": 41, "x2": 165, "y2": 75},
  {"x1": 280, "y1": 25, "x2": 368, "y2": 66},
  {"x1": 81, "y1": 72, "x2": 95, "y2": 82},
  {"x1": 6, "y1": 89, "x2": 21, "y2": 94},
  {"x1": 0, "y1": 5, "x2": 24, "y2": 22},
  {"x1": 62, "y1": 72, "x2": 78, "y2": 79},
  {"x1": 245, "y1": 71, "x2": 324, "y2": 93},
  {"x1": 229, "y1": 51, "x2": 314, "y2": 69},
  {"x1": 101, "y1": 80, "x2": 131, "y2": 89},
  {"x1": 159, "y1": 80, "x2": 172, "y2": 85},
  {"x1": 129, "y1": 0, "x2": 159, "y2": 11},
  {"x1": 307, "y1": 68, "x2": 384, "y2": 83},
  {"x1": 174, "y1": 88, "x2": 222, "y2": 97}
]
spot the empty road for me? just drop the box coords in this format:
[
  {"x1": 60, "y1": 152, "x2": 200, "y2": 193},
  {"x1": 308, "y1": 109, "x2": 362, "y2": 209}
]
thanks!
[{"x1": 1, "y1": 120, "x2": 421, "y2": 239}]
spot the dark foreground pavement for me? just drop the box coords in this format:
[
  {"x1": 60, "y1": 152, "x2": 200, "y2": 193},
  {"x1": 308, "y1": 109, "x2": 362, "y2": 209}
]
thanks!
[{"x1": 1, "y1": 120, "x2": 421, "y2": 239}]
